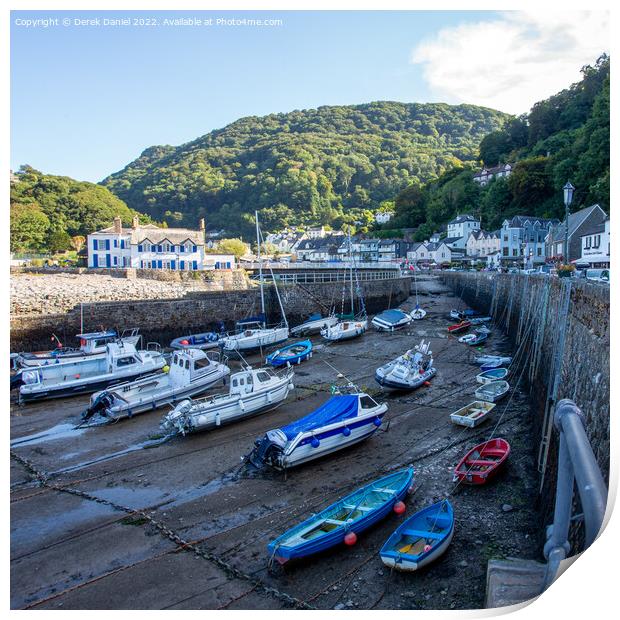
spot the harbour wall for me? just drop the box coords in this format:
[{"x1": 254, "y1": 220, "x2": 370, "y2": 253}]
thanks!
[
  {"x1": 10, "y1": 276, "x2": 411, "y2": 352},
  {"x1": 442, "y1": 272, "x2": 610, "y2": 546}
]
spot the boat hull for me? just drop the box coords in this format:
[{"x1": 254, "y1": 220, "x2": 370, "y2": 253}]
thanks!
[
  {"x1": 453, "y1": 438, "x2": 511, "y2": 485},
  {"x1": 266, "y1": 341, "x2": 313, "y2": 368},
  {"x1": 476, "y1": 368, "x2": 509, "y2": 384},
  {"x1": 375, "y1": 367, "x2": 436, "y2": 390},
  {"x1": 222, "y1": 327, "x2": 289, "y2": 352},
  {"x1": 290, "y1": 316, "x2": 338, "y2": 336},
  {"x1": 380, "y1": 526, "x2": 454, "y2": 572}
]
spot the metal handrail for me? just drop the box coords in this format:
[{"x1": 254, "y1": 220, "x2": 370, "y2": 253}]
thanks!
[{"x1": 542, "y1": 399, "x2": 607, "y2": 589}]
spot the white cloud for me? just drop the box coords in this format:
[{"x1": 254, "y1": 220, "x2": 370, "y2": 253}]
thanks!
[{"x1": 411, "y1": 11, "x2": 609, "y2": 114}]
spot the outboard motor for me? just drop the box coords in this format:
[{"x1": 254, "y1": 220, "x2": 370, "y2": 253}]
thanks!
[
  {"x1": 249, "y1": 429, "x2": 287, "y2": 468},
  {"x1": 81, "y1": 392, "x2": 114, "y2": 422},
  {"x1": 10, "y1": 371, "x2": 24, "y2": 390}
]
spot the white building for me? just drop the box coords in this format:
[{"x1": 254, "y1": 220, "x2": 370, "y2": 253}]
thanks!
[
  {"x1": 473, "y1": 163, "x2": 514, "y2": 186},
  {"x1": 87, "y1": 216, "x2": 235, "y2": 271},
  {"x1": 407, "y1": 242, "x2": 432, "y2": 263},
  {"x1": 446, "y1": 214, "x2": 480, "y2": 249},
  {"x1": 375, "y1": 211, "x2": 393, "y2": 224},
  {"x1": 501, "y1": 216, "x2": 557, "y2": 265},
  {"x1": 427, "y1": 241, "x2": 452, "y2": 265},
  {"x1": 466, "y1": 230, "x2": 501, "y2": 258},
  {"x1": 579, "y1": 217, "x2": 610, "y2": 267}
]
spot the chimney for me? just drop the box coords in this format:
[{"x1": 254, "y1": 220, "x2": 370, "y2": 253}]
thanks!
[
  {"x1": 113, "y1": 216, "x2": 122, "y2": 234},
  {"x1": 132, "y1": 215, "x2": 140, "y2": 229},
  {"x1": 199, "y1": 218, "x2": 205, "y2": 231}
]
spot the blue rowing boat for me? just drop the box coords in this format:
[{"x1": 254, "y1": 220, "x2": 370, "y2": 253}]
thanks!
[
  {"x1": 379, "y1": 500, "x2": 454, "y2": 572},
  {"x1": 267, "y1": 467, "x2": 414, "y2": 564},
  {"x1": 265, "y1": 340, "x2": 313, "y2": 367}
]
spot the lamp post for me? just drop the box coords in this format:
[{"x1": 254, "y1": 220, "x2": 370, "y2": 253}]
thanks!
[{"x1": 563, "y1": 182, "x2": 575, "y2": 265}]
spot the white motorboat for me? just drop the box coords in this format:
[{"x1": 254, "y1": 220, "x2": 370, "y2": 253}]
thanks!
[
  {"x1": 220, "y1": 212, "x2": 289, "y2": 352},
  {"x1": 290, "y1": 313, "x2": 339, "y2": 336},
  {"x1": 19, "y1": 342, "x2": 166, "y2": 403},
  {"x1": 14, "y1": 328, "x2": 141, "y2": 369},
  {"x1": 160, "y1": 366, "x2": 295, "y2": 436},
  {"x1": 81, "y1": 349, "x2": 230, "y2": 423},
  {"x1": 248, "y1": 389, "x2": 387, "y2": 470},
  {"x1": 321, "y1": 317, "x2": 368, "y2": 342},
  {"x1": 375, "y1": 339, "x2": 436, "y2": 390},
  {"x1": 371, "y1": 309, "x2": 413, "y2": 331}
]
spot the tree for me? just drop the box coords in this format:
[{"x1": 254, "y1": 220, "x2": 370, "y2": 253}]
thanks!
[
  {"x1": 48, "y1": 230, "x2": 73, "y2": 253},
  {"x1": 216, "y1": 238, "x2": 249, "y2": 259},
  {"x1": 10, "y1": 202, "x2": 50, "y2": 252},
  {"x1": 71, "y1": 235, "x2": 86, "y2": 252}
]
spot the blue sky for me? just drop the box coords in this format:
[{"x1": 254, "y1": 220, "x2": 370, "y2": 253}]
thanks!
[{"x1": 10, "y1": 10, "x2": 608, "y2": 182}]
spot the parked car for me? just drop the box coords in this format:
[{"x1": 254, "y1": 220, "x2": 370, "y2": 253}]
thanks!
[{"x1": 585, "y1": 268, "x2": 610, "y2": 283}]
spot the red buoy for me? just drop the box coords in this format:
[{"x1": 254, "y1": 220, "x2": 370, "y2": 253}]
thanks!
[
  {"x1": 393, "y1": 501, "x2": 406, "y2": 515},
  {"x1": 344, "y1": 532, "x2": 357, "y2": 546},
  {"x1": 75, "y1": 374, "x2": 80, "y2": 379},
  {"x1": 424, "y1": 381, "x2": 431, "y2": 387},
  {"x1": 180, "y1": 339, "x2": 189, "y2": 346}
]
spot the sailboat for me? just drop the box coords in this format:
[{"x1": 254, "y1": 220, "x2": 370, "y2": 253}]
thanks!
[
  {"x1": 221, "y1": 213, "x2": 289, "y2": 353},
  {"x1": 321, "y1": 232, "x2": 368, "y2": 342},
  {"x1": 410, "y1": 268, "x2": 426, "y2": 320}
]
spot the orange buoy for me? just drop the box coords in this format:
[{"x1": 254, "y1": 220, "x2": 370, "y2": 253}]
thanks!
[
  {"x1": 180, "y1": 339, "x2": 189, "y2": 346},
  {"x1": 424, "y1": 381, "x2": 431, "y2": 387},
  {"x1": 344, "y1": 531, "x2": 357, "y2": 546},
  {"x1": 393, "y1": 501, "x2": 406, "y2": 515},
  {"x1": 75, "y1": 374, "x2": 80, "y2": 379}
]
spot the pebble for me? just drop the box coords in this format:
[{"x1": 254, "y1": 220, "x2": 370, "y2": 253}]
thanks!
[
  {"x1": 333, "y1": 603, "x2": 345, "y2": 610},
  {"x1": 459, "y1": 560, "x2": 468, "y2": 567},
  {"x1": 502, "y1": 504, "x2": 514, "y2": 512}
]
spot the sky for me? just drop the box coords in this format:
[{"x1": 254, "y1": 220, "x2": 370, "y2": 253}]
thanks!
[{"x1": 10, "y1": 9, "x2": 609, "y2": 182}]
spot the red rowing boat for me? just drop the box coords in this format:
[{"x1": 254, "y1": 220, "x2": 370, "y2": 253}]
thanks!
[
  {"x1": 448, "y1": 320, "x2": 471, "y2": 333},
  {"x1": 453, "y1": 438, "x2": 510, "y2": 485}
]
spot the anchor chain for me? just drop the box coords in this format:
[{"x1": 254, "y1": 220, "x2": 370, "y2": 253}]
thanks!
[{"x1": 10, "y1": 450, "x2": 314, "y2": 610}]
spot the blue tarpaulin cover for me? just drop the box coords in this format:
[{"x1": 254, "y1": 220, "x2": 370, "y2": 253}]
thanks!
[
  {"x1": 375, "y1": 309, "x2": 408, "y2": 324},
  {"x1": 280, "y1": 395, "x2": 359, "y2": 440}
]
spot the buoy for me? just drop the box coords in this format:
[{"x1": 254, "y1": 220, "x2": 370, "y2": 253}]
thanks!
[
  {"x1": 393, "y1": 501, "x2": 406, "y2": 515},
  {"x1": 163, "y1": 365, "x2": 170, "y2": 373},
  {"x1": 424, "y1": 381, "x2": 431, "y2": 387},
  {"x1": 342, "y1": 427, "x2": 351, "y2": 437},
  {"x1": 424, "y1": 544, "x2": 432, "y2": 552},
  {"x1": 419, "y1": 368, "x2": 424, "y2": 374},
  {"x1": 75, "y1": 374, "x2": 80, "y2": 379},
  {"x1": 344, "y1": 531, "x2": 357, "y2": 546},
  {"x1": 373, "y1": 417, "x2": 382, "y2": 427},
  {"x1": 311, "y1": 437, "x2": 320, "y2": 448},
  {"x1": 180, "y1": 339, "x2": 189, "y2": 346}
]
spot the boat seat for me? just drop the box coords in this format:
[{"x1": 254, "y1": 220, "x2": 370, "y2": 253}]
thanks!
[
  {"x1": 467, "y1": 459, "x2": 497, "y2": 466},
  {"x1": 372, "y1": 488, "x2": 397, "y2": 494},
  {"x1": 342, "y1": 504, "x2": 373, "y2": 512},
  {"x1": 401, "y1": 529, "x2": 444, "y2": 540}
]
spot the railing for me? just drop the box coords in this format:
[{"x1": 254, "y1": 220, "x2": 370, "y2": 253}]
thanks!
[
  {"x1": 542, "y1": 399, "x2": 607, "y2": 589},
  {"x1": 251, "y1": 270, "x2": 402, "y2": 284},
  {"x1": 240, "y1": 261, "x2": 401, "y2": 270}
]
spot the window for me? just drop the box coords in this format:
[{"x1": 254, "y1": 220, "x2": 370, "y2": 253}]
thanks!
[
  {"x1": 138, "y1": 244, "x2": 143, "y2": 252},
  {"x1": 194, "y1": 358, "x2": 212, "y2": 369},
  {"x1": 512, "y1": 249, "x2": 518, "y2": 256},
  {"x1": 192, "y1": 245, "x2": 197, "y2": 252},
  {"x1": 114, "y1": 239, "x2": 118, "y2": 248},
  {"x1": 537, "y1": 248, "x2": 542, "y2": 256},
  {"x1": 359, "y1": 395, "x2": 375, "y2": 409},
  {"x1": 93, "y1": 239, "x2": 98, "y2": 250},
  {"x1": 116, "y1": 356, "x2": 136, "y2": 367},
  {"x1": 504, "y1": 236, "x2": 508, "y2": 242},
  {"x1": 585, "y1": 237, "x2": 592, "y2": 249},
  {"x1": 185, "y1": 359, "x2": 190, "y2": 369},
  {"x1": 256, "y1": 371, "x2": 271, "y2": 382},
  {"x1": 593, "y1": 235, "x2": 601, "y2": 249}
]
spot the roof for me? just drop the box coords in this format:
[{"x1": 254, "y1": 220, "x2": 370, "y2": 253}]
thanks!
[
  {"x1": 443, "y1": 236, "x2": 463, "y2": 244},
  {"x1": 467, "y1": 230, "x2": 484, "y2": 241},
  {"x1": 473, "y1": 163, "x2": 514, "y2": 177},
  {"x1": 579, "y1": 222, "x2": 605, "y2": 237},
  {"x1": 449, "y1": 214, "x2": 479, "y2": 225},
  {"x1": 549, "y1": 204, "x2": 607, "y2": 241},
  {"x1": 504, "y1": 215, "x2": 558, "y2": 229},
  {"x1": 96, "y1": 223, "x2": 205, "y2": 245}
]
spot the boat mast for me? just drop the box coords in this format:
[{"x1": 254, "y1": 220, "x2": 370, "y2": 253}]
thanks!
[
  {"x1": 348, "y1": 229, "x2": 354, "y2": 315},
  {"x1": 255, "y1": 211, "x2": 266, "y2": 322}
]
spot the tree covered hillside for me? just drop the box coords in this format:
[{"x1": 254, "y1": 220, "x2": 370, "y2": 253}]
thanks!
[
  {"x1": 10, "y1": 166, "x2": 146, "y2": 253},
  {"x1": 102, "y1": 102, "x2": 510, "y2": 237},
  {"x1": 394, "y1": 55, "x2": 610, "y2": 239}
]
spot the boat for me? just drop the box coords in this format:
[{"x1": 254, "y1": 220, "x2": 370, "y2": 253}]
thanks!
[
  {"x1": 18, "y1": 342, "x2": 166, "y2": 403},
  {"x1": 170, "y1": 327, "x2": 225, "y2": 351},
  {"x1": 160, "y1": 366, "x2": 295, "y2": 436},
  {"x1": 410, "y1": 305, "x2": 427, "y2": 320},
  {"x1": 220, "y1": 212, "x2": 289, "y2": 353},
  {"x1": 266, "y1": 340, "x2": 313, "y2": 367},
  {"x1": 81, "y1": 349, "x2": 231, "y2": 424},
  {"x1": 14, "y1": 328, "x2": 141, "y2": 369},
  {"x1": 321, "y1": 232, "x2": 368, "y2": 342},
  {"x1": 474, "y1": 380, "x2": 509, "y2": 402},
  {"x1": 249, "y1": 390, "x2": 388, "y2": 470},
  {"x1": 450, "y1": 401, "x2": 496, "y2": 428},
  {"x1": 379, "y1": 500, "x2": 454, "y2": 572},
  {"x1": 447, "y1": 320, "x2": 471, "y2": 333},
  {"x1": 476, "y1": 368, "x2": 509, "y2": 384},
  {"x1": 458, "y1": 331, "x2": 488, "y2": 346},
  {"x1": 449, "y1": 309, "x2": 463, "y2": 321},
  {"x1": 470, "y1": 316, "x2": 492, "y2": 325},
  {"x1": 375, "y1": 340, "x2": 436, "y2": 390},
  {"x1": 372, "y1": 309, "x2": 413, "y2": 331},
  {"x1": 266, "y1": 467, "x2": 414, "y2": 564},
  {"x1": 474, "y1": 355, "x2": 512, "y2": 367},
  {"x1": 453, "y1": 439, "x2": 510, "y2": 485},
  {"x1": 290, "y1": 313, "x2": 338, "y2": 336}
]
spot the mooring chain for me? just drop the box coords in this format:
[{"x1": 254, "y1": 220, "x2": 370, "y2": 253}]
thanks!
[{"x1": 10, "y1": 450, "x2": 314, "y2": 610}]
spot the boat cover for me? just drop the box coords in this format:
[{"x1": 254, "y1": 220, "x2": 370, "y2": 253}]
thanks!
[
  {"x1": 237, "y1": 314, "x2": 266, "y2": 326},
  {"x1": 76, "y1": 330, "x2": 117, "y2": 339},
  {"x1": 375, "y1": 309, "x2": 408, "y2": 324},
  {"x1": 306, "y1": 313, "x2": 322, "y2": 322},
  {"x1": 280, "y1": 395, "x2": 359, "y2": 440}
]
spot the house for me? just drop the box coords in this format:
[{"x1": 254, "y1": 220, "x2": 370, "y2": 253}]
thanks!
[
  {"x1": 87, "y1": 216, "x2": 234, "y2": 271},
  {"x1": 359, "y1": 238, "x2": 380, "y2": 262},
  {"x1": 501, "y1": 216, "x2": 558, "y2": 265},
  {"x1": 446, "y1": 214, "x2": 480, "y2": 249},
  {"x1": 375, "y1": 211, "x2": 393, "y2": 224},
  {"x1": 378, "y1": 239, "x2": 411, "y2": 263},
  {"x1": 426, "y1": 241, "x2": 452, "y2": 265},
  {"x1": 473, "y1": 163, "x2": 514, "y2": 186},
  {"x1": 306, "y1": 226, "x2": 328, "y2": 239},
  {"x1": 407, "y1": 242, "x2": 432, "y2": 263},
  {"x1": 545, "y1": 205, "x2": 607, "y2": 263},
  {"x1": 579, "y1": 217, "x2": 610, "y2": 267},
  {"x1": 466, "y1": 230, "x2": 501, "y2": 258},
  {"x1": 295, "y1": 236, "x2": 342, "y2": 262}
]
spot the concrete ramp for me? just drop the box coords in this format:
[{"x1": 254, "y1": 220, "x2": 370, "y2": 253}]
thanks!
[{"x1": 485, "y1": 558, "x2": 547, "y2": 609}]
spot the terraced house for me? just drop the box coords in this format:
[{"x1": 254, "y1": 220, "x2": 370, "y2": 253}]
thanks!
[{"x1": 500, "y1": 216, "x2": 558, "y2": 266}]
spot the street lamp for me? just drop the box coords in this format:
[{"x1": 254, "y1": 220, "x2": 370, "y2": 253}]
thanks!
[{"x1": 563, "y1": 182, "x2": 575, "y2": 265}]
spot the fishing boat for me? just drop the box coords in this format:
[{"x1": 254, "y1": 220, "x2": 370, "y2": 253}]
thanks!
[
  {"x1": 453, "y1": 438, "x2": 510, "y2": 485},
  {"x1": 450, "y1": 401, "x2": 496, "y2": 428},
  {"x1": 474, "y1": 380, "x2": 509, "y2": 402},
  {"x1": 81, "y1": 349, "x2": 230, "y2": 424},
  {"x1": 458, "y1": 331, "x2": 488, "y2": 346},
  {"x1": 249, "y1": 390, "x2": 388, "y2": 470},
  {"x1": 170, "y1": 328, "x2": 225, "y2": 351},
  {"x1": 375, "y1": 340, "x2": 436, "y2": 390},
  {"x1": 379, "y1": 500, "x2": 454, "y2": 572},
  {"x1": 220, "y1": 212, "x2": 289, "y2": 353},
  {"x1": 290, "y1": 313, "x2": 338, "y2": 336},
  {"x1": 266, "y1": 340, "x2": 313, "y2": 367},
  {"x1": 475, "y1": 368, "x2": 509, "y2": 384},
  {"x1": 18, "y1": 342, "x2": 166, "y2": 403},
  {"x1": 371, "y1": 309, "x2": 413, "y2": 331},
  {"x1": 14, "y1": 328, "x2": 141, "y2": 369},
  {"x1": 160, "y1": 366, "x2": 295, "y2": 436},
  {"x1": 266, "y1": 467, "x2": 414, "y2": 564},
  {"x1": 447, "y1": 320, "x2": 471, "y2": 333}
]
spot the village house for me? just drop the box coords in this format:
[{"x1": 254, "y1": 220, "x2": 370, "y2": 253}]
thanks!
[
  {"x1": 466, "y1": 230, "x2": 501, "y2": 259},
  {"x1": 446, "y1": 214, "x2": 480, "y2": 249},
  {"x1": 501, "y1": 215, "x2": 558, "y2": 266},
  {"x1": 359, "y1": 238, "x2": 380, "y2": 262},
  {"x1": 378, "y1": 239, "x2": 411, "y2": 263},
  {"x1": 375, "y1": 211, "x2": 393, "y2": 224},
  {"x1": 406, "y1": 242, "x2": 432, "y2": 264},
  {"x1": 87, "y1": 216, "x2": 235, "y2": 271},
  {"x1": 545, "y1": 204, "x2": 607, "y2": 263},
  {"x1": 473, "y1": 163, "x2": 514, "y2": 186},
  {"x1": 578, "y1": 216, "x2": 610, "y2": 267},
  {"x1": 426, "y1": 241, "x2": 453, "y2": 265}
]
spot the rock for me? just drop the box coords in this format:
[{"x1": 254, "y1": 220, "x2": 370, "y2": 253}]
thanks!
[
  {"x1": 333, "y1": 603, "x2": 345, "y2": 610},
  {"x1": 345, "y1": 601, "x2": 354, "y2": 608},
  {"x1": 459, "y1": 560, "x2": 468, "y2": 567},
  {"x1": 502, "y1": 504, "x2": 514, "y2": 512}
]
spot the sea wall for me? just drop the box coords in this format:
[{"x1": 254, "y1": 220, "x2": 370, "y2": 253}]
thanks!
[
  {"x1": 10, "y1": 276, "x2": 411, "y2": 352},
  {"x1": 442, "y1": 272, "x2": 610, "y2": 545}
]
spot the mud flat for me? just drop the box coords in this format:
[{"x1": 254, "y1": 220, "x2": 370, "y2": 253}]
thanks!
[{"x1": 10, "y1": 277, "x2": 540, "y2": 610}]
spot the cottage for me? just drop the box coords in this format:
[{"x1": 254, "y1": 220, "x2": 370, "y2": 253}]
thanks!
[
  {"x1": 500, "y1": 216, "x2": 558, "y2": 266},
  {"x1": 407, "y1": 242, "x2": 431, "y2": 263},
  {"x1": 446, "y1": 215, "x2": 480, "y2": 249},
  {"x1": 578, "y1": 216, "x2": 610, "y2": 267},
  {"x1": 473, "y1": 163, "x2": 513, "y2": 186}
]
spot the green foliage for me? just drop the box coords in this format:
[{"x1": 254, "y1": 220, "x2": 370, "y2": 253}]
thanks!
[
  {"x1": 215, "y1": 238, "x2": 249, "y2": 259},
  {"x1": 102, "y1": 102, "x2": 510, "y2": 239},
  {"x1": 11, "y1": 166, "x2": 145, "y2": 253}
]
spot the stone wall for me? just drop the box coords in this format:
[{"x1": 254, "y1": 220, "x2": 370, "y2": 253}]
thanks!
[
  {"x1": 10, "y1": 277, "x2": 411, "y2": 352},
  {"x1": 442, "y1": 272, "x2": 610, "y2": 545}
]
